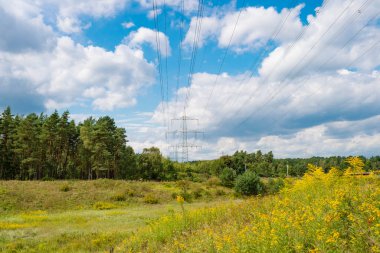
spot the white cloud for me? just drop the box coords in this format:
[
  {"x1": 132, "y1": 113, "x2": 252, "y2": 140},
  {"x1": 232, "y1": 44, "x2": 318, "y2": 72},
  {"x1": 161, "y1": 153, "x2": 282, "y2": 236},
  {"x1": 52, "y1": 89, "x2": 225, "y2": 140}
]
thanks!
[
  {"x1": 138, "y1": 0, "x2": 199, "y2": 14},
  {"x1": 255, "y1": 117, "x2": 380, "y2": 158},
  {"x1": 56, "y1": 16, "x2": 83, "y2": 33},
  {"x1": 124, "y1": 27, "x2": 171, "y2": 57},
  {"x1": 147, "y1": 8, "x2": 162, "y2": 20},
  {"x1": 50, "y1": 0, "x2": 128, "y2": 33},
  {"x1": 150, "y1": 67, "x2": 380, "y2": 158},
  {"x1": 183, "y1": 5, "x2": 304, "y2": 52},
  {"x1": 0, "y1": 36, "x2": 156, "y2": 111},
  {"x1": 0, "y1": 0, "x2": 129, "y2": 34},
  {"x1": 0, "y1": 6, "x2": 55, "y2": 52},
  {"x1": 259, "y1": 0, "x2": 380, "y2": 81},
  {"x1": 122, "y1": 21, "x2": 135, "y2": 29}
]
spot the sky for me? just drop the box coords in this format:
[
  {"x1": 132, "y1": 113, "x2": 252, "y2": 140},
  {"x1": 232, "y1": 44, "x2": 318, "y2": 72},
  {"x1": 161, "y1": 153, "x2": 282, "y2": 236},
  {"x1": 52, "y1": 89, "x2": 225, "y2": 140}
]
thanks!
[{"x1": 0, "y1": 0, "x2": 380, "y2": 160}]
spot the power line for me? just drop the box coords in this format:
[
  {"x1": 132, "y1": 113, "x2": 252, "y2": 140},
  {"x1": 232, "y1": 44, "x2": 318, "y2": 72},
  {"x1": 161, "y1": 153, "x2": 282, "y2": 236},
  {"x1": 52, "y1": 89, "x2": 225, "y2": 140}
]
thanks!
[
  {"x1": 174, "y1": 0, "x2": 185, "y2": 117},
  {"x1": 152, "y1": 0, "x2": 166, "y2": 127},
  {"x1": 220, "y1": 0, "x2": 333, "y2": 125},
  {"x1": 163, "y1": 0, "x2": 170, "y2": 111},
  {"x1": 269, "y1": 23, "x2": 380, "y2": 128},
  {"x1": 214, "y1": 0, "x2": 298, "y2": 115},
  {"x1": 204, "y1": 0, "x2": 247, "y2": 110},
  {"x1": 231, "y1": 0, "x2": 362, "y2": 129},
  {"x1": 184, "y1": 0, "x2": 205, "y2": 109}
]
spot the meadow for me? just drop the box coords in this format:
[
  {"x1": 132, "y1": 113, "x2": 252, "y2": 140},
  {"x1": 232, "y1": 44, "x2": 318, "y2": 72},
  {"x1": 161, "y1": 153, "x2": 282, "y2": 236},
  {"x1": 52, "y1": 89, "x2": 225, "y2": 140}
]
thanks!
[
  {"x1": 0, "y1": 180, "x2": 234, "y2": 252},
  {"x1": 114, "y1": 164, "x2": 380, "y2": 252},
  {"x1": 0, "y1": 159, "x2": 379, "y2": 252}
]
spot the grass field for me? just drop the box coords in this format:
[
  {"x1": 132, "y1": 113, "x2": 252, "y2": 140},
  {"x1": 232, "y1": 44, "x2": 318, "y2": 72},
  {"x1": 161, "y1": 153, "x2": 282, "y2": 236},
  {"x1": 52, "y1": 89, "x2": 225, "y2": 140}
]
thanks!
[
  {"x1": 1, "y1": 167, "x2": 379, "y2": 252},
  {"x1": 114, "y1": 169, "x2": 380, "y2": 252},
  {"x1": 0, "y1": 180, "x2": 235, "y2": 252}
]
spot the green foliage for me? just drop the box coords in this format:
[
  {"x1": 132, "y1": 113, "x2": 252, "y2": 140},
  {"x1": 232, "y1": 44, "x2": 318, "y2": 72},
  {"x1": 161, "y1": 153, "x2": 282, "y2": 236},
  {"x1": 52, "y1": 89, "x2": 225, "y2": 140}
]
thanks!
[
  {"x1": 191, "y1": 187, "x2": 204, "y2": 199},
  {"x1": 2, "y1": 107, "x2": 380, "y2": 182},
  {"x1": 206, "y1": 177, "x2": 221, "y2": 187},
  {"x1": 234, "y1": 171, "x2": 264, "y2": 196},
  {"x1": 264, "y1": 178, "x2": 285, "y2": 194},
  {"x1": 219, "y1": 167, "x2": 236, "y2": 187},
  {"x1": 59, "y1": 184, "x2": 71, "y2": 192},
  {"x1": 215, "y1": 189, "x2": 226, "y2": 196},
  {"x1": 93, "y1": 202, "x2": 117, "y2": 210},
  {"x1": 138, "y1": 147, "x2": 165, "y2": 180},
  {"x1": 111, "y1": 192, "x2": 126, "y2": 201},
  {"x1": 143, "y1": 194, "x2": 159, "y2": 204}
]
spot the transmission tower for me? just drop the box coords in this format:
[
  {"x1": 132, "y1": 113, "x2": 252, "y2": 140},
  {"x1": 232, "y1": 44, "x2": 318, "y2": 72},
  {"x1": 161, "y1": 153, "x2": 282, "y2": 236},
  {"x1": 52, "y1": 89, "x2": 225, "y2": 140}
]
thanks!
[{"x1": 167, "y1": 109, "x2": 203, "y2": 162}]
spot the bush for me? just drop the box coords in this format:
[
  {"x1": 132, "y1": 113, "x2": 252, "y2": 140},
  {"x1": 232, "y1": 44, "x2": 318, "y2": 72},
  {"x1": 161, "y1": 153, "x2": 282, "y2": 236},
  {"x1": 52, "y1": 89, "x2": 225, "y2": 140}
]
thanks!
[
  {"x1": 143, "y1": 194, "x2": 159, "y2": 204},
  {"x1": 125, "y1": 187, "x2": 136, "y2": 197},
  {"x1": 219, "y1": 167, "x2": 236, "y2": 188},
  {"x1": 192, "y1": 187, "x2": 204, "y2": 199},
  {"x1": 215, "y1": 189, "x2": 226, "y2": 196},
  {"x1": 264, "y1": 178, "x2": 285, "y2": 194},
  {"x1": 111, "y1": 192, "x2": 126, "y2": 201},
  {"x1": 59, "y1": 184, "x2": 71, "y2": 192},
  {"x1": 93, "y1": 202, "x2": 117, "y2": 210},
  {"x1": 234, "y1": 171, "x2": 264, "y2": 196},
  {"x1": 176, "y1": 180, "x2": 190, "y2": 193},
  {"x1": 206, "y1": 177, "x2": 221, "y2": 187}
]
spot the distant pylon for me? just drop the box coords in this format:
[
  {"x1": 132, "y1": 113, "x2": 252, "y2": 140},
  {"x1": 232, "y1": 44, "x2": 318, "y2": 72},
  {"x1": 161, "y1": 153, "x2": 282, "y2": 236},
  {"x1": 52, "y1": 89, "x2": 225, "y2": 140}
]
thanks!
[{"x1": 167, "y1": 108, "x2": 203, "y2": 162}]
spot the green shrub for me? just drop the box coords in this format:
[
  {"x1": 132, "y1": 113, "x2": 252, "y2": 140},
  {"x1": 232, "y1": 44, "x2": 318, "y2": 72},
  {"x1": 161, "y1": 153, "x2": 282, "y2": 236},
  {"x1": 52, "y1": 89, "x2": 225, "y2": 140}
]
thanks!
[
  {"x1": 176, "y1": 180, "x2": 190, "y2": 192},
  {"x1": 125, "y1": 187, "x2": 136, "y2": 197},
  {"x1": 93, "y1": 202, "x2": 117, "y2": 210},
  {"x1": 181, "y1": 192, "x2": 193, "y2": 203},
  {"x1": 192, "y1": 187, "x2": 204, "y2": 199},
  {"x1": 219, "y1": 167, "x2": 236, "y2": 188},
  {"x1": 111, "y1": 192, "x2": 126, "y2": 201},
  {"x1": 215, "y1": 189, "x2": 226, "y2": 196},
  {"x1": 234, "y1": 171, "x2": 264, "y2": 196},
  {"x1": 143, "y1": 194, "x2": 159, "y2": 204},
  {"x1": 59, "y1": 184, "x2": 71, "y2": 192},
  {"x1": 264, "y1": 178, "x2": 285, "y2": 194},
  {"x1": 206, "y1": 177, "x2": 221, "y2": 187},
  {"x1": 173, "y1": 191, "x2": 193, "y2": 202}
]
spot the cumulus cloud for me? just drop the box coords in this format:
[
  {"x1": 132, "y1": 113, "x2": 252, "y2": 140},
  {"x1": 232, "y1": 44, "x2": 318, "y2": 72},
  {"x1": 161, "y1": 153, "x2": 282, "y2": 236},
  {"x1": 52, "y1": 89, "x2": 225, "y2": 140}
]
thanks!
[
  {"x1": 0, "y1": 6, "x2": 55, "y2": 53},
  {"x1": 147, "y1": 8, "x2": 162, "y2": 19},
  {"x1": 259, "y1": 0, "x2": 380, "y2": 81},
  {"x1": 183, "y1": 5, "x2": 304, "y2": 52},
  {"x1": 0, "y1": 36, "x2": 156, "y2": 111},
  {"x1": 124, "y1": 27, "x2": 172, "y2": 57},
  {"x1": 138, "y1": 0, "x2": 199, "y2": 14},
  {"x1": 152, "y1": 46, "x2": 380, "y2": 158},
  {"x1": 122, "y1": 21, "x2": 135, "y2": 29},
  {"x1": 48, "y1": 0, "x2": 128, "y2": 33}
]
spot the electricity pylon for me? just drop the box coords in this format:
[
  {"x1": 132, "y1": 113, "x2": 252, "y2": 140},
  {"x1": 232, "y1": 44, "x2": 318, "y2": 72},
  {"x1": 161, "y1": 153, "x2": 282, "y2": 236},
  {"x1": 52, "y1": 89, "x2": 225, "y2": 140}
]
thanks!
[{"x1": 167, "y1": 109, "x2": 203, "y2": 162}]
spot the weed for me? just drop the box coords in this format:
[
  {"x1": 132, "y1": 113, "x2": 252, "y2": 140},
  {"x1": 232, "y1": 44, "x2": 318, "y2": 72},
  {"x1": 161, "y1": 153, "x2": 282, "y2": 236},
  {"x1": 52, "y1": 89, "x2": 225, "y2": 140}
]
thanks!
[
  {"x1": 143, "y1": 194, "x2": 159, "y2": 204},
  {"x1": 93, "y1": 202, "x2": 117, "y2": 210}
]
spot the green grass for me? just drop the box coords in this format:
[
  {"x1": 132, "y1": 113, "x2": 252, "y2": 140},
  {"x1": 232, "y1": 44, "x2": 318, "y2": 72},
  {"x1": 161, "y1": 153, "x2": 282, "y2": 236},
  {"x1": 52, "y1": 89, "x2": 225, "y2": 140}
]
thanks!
[
  {"x1": 1, "y1": 201, "x2": 235, "y2": 252},
  {"x1": 0, "y1": 180, "x2": 235, "y2": 252},
  {"x1": 0, "y1": 179, "x2": 234, "y2": 213},
  {"x1": 114, "y1": 172, "x2": 380, "y2": 253}
]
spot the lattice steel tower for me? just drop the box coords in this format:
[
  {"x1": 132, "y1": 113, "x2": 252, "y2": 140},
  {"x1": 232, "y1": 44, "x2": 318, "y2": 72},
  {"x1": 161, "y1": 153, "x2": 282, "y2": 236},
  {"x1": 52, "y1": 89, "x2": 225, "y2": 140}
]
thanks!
[{"x1": 167, "y1": 109, "x2": 203, "y2": 162}]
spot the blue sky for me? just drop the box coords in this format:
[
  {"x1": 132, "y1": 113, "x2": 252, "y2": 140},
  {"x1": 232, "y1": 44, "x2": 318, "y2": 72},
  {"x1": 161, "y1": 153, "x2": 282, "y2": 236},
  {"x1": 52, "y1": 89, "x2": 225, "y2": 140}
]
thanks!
[{"x1": 1, "y1": 0, "x2": 380, "y2": 160}]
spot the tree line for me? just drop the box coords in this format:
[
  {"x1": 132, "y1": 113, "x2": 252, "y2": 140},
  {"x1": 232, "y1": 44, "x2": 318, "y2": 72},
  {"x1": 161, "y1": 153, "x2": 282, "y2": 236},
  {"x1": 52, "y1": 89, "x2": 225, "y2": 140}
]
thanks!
[
  {"x1": 1, "y1": 107, "x2": 379, "y2": 181},
  {"x1": 0, "y1": 107, "x2": 176, "y2": 180},
  {"x1": 187, "y1": 150, "x2": 380, "y2": 181}
]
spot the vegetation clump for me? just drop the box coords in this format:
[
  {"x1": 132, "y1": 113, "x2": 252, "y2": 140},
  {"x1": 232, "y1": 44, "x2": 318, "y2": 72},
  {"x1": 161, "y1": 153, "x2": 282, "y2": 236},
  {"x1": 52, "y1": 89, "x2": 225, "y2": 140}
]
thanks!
[
  {"x1": 93, "y1": 202, "x2": 117, "y2": 210},
  {"x1": 59, "y1": 184, "x2": 71, "y2": 192},
  {"x1": 117, "y1": 158, "x2": 380, "y2": 253},
  {"x1": 143, "y1": 194, "x2": 159, "y2": 204},
  {"x1": 234, "y1": 170, "x2": 264, "y2": 196},
  {"x1": 111, "y1": 192, "x2": 126, "y2": 201},
  {"x1": 219, "y1": 167, "x2": 236, "y2": 188}
]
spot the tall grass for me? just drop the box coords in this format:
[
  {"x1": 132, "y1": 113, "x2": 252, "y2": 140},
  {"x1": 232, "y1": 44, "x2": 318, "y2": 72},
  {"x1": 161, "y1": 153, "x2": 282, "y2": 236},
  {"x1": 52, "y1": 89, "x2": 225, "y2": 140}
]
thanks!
[{"x1": 116, "y1": 163, "x2": 379, "y2": 252}]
